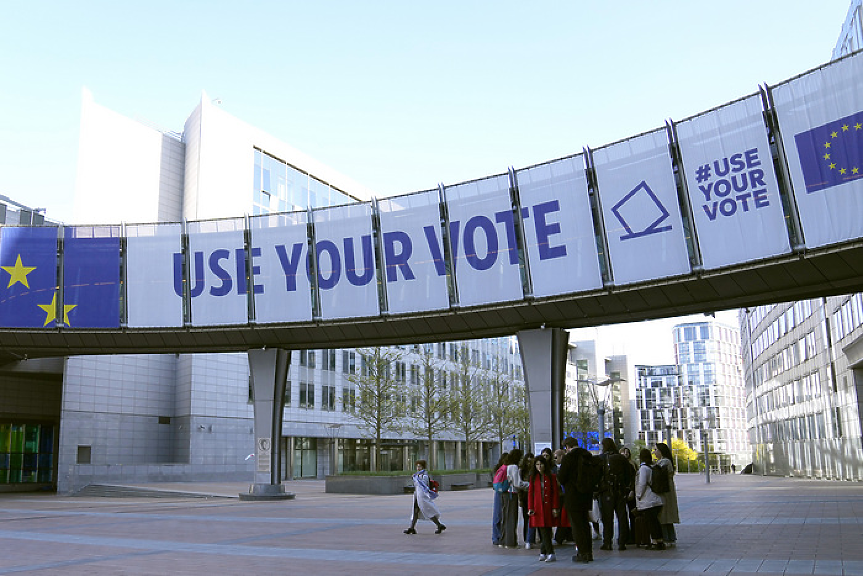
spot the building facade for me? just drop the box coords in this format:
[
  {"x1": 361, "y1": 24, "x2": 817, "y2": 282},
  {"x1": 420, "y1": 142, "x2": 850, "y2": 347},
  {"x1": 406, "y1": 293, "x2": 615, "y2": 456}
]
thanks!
[
  {"x1": 564, "y1": 339, "x2": 629, "y2": 450},
  {"x1": 635, "y1": 320, "x2": 748, "y2": 471},
  {"x1": 739, "y1": 298, "x2": 863, "y2": 480},
  {"x1": 4, "y1": 92, "x2": 526, "y2": 493},
  {"x1": 733, "y1": 0, "x2": 863, "y2": 482}
]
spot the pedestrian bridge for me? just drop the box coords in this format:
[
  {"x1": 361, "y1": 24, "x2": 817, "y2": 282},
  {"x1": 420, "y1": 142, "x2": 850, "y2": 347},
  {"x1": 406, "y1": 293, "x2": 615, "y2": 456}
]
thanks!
[{"x1": 2, "y1": 51, "x2": 863, "y2": 364}]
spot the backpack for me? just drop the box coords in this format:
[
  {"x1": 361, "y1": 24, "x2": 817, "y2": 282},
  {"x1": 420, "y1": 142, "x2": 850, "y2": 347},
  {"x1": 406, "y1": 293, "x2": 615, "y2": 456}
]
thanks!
[
  {"x1": 576, "y1": 452, "x2": 604, "y2": 494},
  {"x1": 598, "y1": 453, "x2": 621, "y2": 495},
  {"x1": 649, "y1": 463, "x2": 670, "y2": 494},
  {"x1": 492, "y1": 466, "x2": 510, "y2": 492}
]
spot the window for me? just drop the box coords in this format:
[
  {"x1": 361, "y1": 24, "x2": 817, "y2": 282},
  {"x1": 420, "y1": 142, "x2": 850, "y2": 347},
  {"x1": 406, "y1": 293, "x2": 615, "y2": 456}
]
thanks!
[
  {"x1": 300, "y1": 382, "x2": 315, "y2": 409},
  {"x1": 322, "y1": 384, "x2": 335, "y2": 411},
  {"x1": 342, "y1": 351, "x2": 356, "y2": 374},
  {"x1": 284, "y1": 380, "x2": 292, "y2": 406},
  {"x1": 343, "y1": 386, "x2": 356, "y2": 413},
  {"x1": 321, "y1": 349, "x2": 336, "y2": 371}
]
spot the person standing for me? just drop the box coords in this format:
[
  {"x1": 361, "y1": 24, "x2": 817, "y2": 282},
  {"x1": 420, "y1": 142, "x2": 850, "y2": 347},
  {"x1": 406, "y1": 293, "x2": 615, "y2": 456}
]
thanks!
[
  {"x1": 501, "y1": 449, "x2": 528, "y2": 548},
  {"x1": 557, "y1": 438, "x2": 595, "y2": 563},
  {"x1": 596, "y1": 438, "x2": 632, "y2": 551},
  {"x1": 635, "y1": 448, "x2": 665, "y2": 550},
  {"x1": 404, "y1": 460, "x2": 446, "y2": 535},
  {"x1": 654, "y1": 442, "x2": 680, "y2": 546},
  {"x1": 527, "y1": 455, "x2": 560, "y2": 562},
  {"x1": 620, "y1": 446, "x2": 638, "y2": 545},
  {"x1": 491, "y1": 452, "x2": 508, "y2": 545},
  {"x1": 552, "y1": 449, "x2": 572, "y2": 545},
  {"x1": 519, "y1": 453, "x2": 537, "y2": 549}
]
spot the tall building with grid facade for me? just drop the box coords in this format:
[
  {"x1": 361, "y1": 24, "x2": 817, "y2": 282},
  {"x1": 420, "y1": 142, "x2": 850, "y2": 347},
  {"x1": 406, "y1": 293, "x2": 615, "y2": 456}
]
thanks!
[{"x1": 636, "y1": 320, "x2": 748, "y2": 471}]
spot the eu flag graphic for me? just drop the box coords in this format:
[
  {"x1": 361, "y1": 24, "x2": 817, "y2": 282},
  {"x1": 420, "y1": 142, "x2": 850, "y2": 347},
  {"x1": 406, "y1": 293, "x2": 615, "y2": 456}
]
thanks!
[
  {"x1": 794, "y1": 110, "x2": 863, "y2": 193},
  {"x1": 0, "y1": 227, "x2": 58, "y2": 328},
  {"x1": 63, "y1": 228, "x2": 121, "y2": 328}
]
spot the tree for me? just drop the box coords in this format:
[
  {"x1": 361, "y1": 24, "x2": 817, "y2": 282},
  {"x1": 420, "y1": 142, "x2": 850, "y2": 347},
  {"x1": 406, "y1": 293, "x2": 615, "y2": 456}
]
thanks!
[
  {"x1": 403, "y1": 346, "x2": 450, "y2": 470},
  {"x1": 346, "y1": 347, "x2": 405, "y2": 471},
  {"x1": 448, "y1": 343, "x2": 491, "y2": 468},
  {"x1": 669, "y1": 437, "x2": 700, "y2": 472},
  {"x1": 485, "y1": 361, "x2": 519, "y2": 447},
  {"x1": 510, "y1": 384, "x2": 531, "y2": 450}
]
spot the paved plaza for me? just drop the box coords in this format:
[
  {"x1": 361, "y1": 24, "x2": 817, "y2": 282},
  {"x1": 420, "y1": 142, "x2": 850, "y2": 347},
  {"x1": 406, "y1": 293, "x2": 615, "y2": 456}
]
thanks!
[{"x1": 1, "y1": 473, "x2": 862, "y2": 575}]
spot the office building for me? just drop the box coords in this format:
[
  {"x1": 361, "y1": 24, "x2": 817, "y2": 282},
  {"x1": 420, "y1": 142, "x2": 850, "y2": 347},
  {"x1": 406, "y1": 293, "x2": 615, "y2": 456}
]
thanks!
[
  {"x1": 3, "y1": 91, "x2": 525, "y2": 493},
  {"x1": 636, "y1": 320, "x2": 748, "y2": 471},
  {"x1": 735, "y1": 0, "x2": 863, "y2": 481}
]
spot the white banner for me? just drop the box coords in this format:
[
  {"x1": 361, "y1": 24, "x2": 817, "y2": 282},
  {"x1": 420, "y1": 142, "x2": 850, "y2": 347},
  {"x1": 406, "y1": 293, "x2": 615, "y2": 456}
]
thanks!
[
  {"x1": 249, "y1": 212, "x2": 313, "y2": 324},
  {"x1": 593, "y1": 129, "x2": 691, "y2": 285},
  {"x1": 187, "y1": 219, "x2": 248, "y2": 326},
  {"x1": 126, "y1": 223, "x2": 184, "y2": 328},
  {"x1": 314, "y1": 203, "x2": 380, "y2": 320},
  {"x1": 445, "y1": 175, "x2": 524, "y2": 307},
  {"x1": 516, "y1": 156, "x2": 602, "y2": 297},
  {"x1": 378, "y1": 191, "x2": 450, "y2": 314},
  {"x1": 773, "y1": 51, "x2": 863, "y2": 248},
  {"x1": 677, "y1": 95, "x2": 791, "y2": 269}
]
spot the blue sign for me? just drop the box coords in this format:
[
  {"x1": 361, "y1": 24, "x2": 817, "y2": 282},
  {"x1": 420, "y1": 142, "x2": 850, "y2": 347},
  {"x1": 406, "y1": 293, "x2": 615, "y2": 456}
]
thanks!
[{"x1": 794, "y1": 110, "x2": 863, "y2": 193}]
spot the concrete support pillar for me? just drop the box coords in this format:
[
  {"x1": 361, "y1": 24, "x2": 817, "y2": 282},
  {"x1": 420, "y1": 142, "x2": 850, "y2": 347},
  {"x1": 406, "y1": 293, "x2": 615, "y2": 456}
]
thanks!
[
  {"x1": 517, "y1": 327, "x2": 569, "y2": 453},
  {"x1": 241, "y1": 348, "x2": 295, "y2": 500}
]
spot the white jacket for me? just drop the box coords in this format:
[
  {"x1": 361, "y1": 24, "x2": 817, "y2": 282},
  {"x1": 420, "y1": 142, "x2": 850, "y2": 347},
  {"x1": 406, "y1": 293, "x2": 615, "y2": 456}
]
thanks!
[
  {"x1": 506, "y1": 464, "x2": 528, "y2": 493},
  {"x1": 635, "y1": 463, "x2": 664, "y2": 510}
]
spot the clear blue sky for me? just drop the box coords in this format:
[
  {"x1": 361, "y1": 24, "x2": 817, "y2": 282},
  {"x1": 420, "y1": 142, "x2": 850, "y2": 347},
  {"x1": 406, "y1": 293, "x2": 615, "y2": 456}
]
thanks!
[{"x1": 0, "y1": 1, "x2": 852, "y2": 361}]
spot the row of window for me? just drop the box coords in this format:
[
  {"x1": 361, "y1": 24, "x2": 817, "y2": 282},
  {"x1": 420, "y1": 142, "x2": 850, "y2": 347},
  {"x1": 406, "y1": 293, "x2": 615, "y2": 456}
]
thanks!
[
  {"x1": 748, "y1": 300, "x2": 815, "y2": 360},
  {"x1": 756, "y1": 411, "x2": 829, "y2": 442},
  {"x1": 295, "y1": 347, "x2": 523, "y2": 381},
  {"x1": 751, "y1": 330, "x2": 818, "y2": 389},
  {"x1": 831, "y1": 293, "x2": 863, "y2": 343},
  {"x1": 752, "y1": 370, "x2": 824, "y2": 416},
  {"x1": 253, "y1": 149, "x2": 355, "y2": 215}
]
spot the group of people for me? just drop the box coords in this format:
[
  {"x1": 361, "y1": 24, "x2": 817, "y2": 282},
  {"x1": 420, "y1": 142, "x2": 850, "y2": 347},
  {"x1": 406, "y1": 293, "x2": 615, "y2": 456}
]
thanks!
[{"x1": 490, "y1": 438, "x2": 679, "y2": 564}]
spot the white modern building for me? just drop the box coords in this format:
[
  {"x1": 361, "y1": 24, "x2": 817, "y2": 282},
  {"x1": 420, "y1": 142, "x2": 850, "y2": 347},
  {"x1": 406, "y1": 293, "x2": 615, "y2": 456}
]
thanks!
[
  {"x1": 733, "y1": 0, "x2": 863, "y2": 482},
  {"x1": 564, "y1": 339, "x2": 630, "y2": 450},
  {"x1": 636, "y1": 320, "x2": 748, "y2": 471},
  {"x1": 2, "y1": 91, "x2": 527, "y2": 493},
  {"x1": 740, "y1": 298, "x2": 863, "y2": 480}
]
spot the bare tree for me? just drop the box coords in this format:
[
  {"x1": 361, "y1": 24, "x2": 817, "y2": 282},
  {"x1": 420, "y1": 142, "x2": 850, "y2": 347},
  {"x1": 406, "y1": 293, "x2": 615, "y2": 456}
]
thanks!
[
  {"x1": 403, "y1": 345, "x2": 450, "y2": 470},
  {"x1": 448, "y1": 343, "x2": 490, "y2": 468},
  {"x1": 346, "y1": 347, "x2": 405, "y2": 471}
]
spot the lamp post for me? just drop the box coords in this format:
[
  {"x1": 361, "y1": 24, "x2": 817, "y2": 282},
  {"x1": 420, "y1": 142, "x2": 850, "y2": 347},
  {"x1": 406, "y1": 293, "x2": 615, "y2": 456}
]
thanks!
[
  {"x1": 325, "y1": 423, "x2": 342, "y2": 476},
  {"x1": 578, "y1": 376, "x2": 624, "y2": 451},
  {"x1": 661, "y1": 406, "x2": 673, "y2": 447}
]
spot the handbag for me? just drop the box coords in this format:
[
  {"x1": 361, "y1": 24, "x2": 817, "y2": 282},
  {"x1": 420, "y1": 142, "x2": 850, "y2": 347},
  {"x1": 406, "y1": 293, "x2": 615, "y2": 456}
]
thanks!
[{"x1": 588, "y1": 498, "x2": 600, "y2": 523}]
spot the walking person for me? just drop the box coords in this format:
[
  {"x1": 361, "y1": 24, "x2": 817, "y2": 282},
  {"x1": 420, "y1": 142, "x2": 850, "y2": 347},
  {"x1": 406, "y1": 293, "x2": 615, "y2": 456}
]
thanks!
[
  {"x1": 557, "y1": 438, "x2": 595, "y2": 563},
  {"x1": 491, "y1": 452, "x2": 508, "y2": 545},
  {"x1": 596, "y1": 438, "x2": 632, "y2": 551},
  {"x1": 501, "y1": 449, "x2": 528, "y2": 548},
  {"x1": 654, "y1": 442, "x2": 679, "y2": 546},
  {"x1": 527, "y1": 455, "x2": 560, "y2": 562},
  {"x1": 404, "y1": 460, "x2": 446, "y2": 535},
  {"x1": 635, "y1": 448, "x2": 665, "y2": 550}
]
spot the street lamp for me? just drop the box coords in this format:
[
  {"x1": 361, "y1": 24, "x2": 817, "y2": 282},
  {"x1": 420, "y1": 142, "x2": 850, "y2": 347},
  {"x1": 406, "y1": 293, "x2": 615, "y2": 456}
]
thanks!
[
  {"x1": 325, "y1": 423, "x2": 342, "y2": 475},
  {"x1": 578, "y1": 376, "x2": 625, "y2": 450},
  {"x1": 661, "y1": 405, "x2": 673, "y2": 447}
]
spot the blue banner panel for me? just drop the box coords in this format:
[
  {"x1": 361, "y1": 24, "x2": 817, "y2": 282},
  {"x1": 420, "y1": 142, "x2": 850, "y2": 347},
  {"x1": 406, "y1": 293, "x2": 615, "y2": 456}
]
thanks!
[
  {"x1": 794, "y1": 110, "x2": 863, "y2": 194},
  {"x1": 63, "y1": 228, "x2": 121, "y2": 328},
  {"x1": 0, "y1": 227, "x2": 58, "y2": 328}
]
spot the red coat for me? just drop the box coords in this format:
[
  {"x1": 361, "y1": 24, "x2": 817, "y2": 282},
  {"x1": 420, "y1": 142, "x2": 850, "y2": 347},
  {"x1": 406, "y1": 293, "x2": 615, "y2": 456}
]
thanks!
[{"x1": 527, "y1": 474, "x2": 561, "y2": 528}]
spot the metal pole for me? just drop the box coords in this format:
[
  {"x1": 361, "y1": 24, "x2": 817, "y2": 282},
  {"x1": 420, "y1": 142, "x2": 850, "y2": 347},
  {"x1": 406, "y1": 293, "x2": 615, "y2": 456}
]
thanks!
[
  {"x1": 702, "y1": 427, "x2": 710, "y2": 484},
  {"x1": 597, "y1": 406, "x2": 605, "y2": 450}
]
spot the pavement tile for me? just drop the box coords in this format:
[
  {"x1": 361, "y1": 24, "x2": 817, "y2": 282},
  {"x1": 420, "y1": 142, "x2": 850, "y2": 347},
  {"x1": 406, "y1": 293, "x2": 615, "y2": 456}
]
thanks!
[{"x1": 1, "y1": 474, "x2": 862, "y2": 575}]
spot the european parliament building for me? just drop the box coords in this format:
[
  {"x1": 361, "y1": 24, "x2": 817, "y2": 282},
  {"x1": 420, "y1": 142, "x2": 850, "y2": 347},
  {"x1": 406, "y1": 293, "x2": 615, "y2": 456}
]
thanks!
[
  {"x1": 737, "y1": 0, "x2": 863, "y2": 481},
  {"x1": 0, "y1": 92, "x2": 524, "y2": 493}
]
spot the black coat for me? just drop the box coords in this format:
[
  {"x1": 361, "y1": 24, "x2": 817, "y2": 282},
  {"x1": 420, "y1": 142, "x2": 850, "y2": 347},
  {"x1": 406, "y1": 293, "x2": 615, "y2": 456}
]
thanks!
[
  {"x1": 597, "y1": 451, "x2": 633, "y2": 498},
  {"x1": 556, "y1": 447, "x2": 594, "y2": 511}
]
